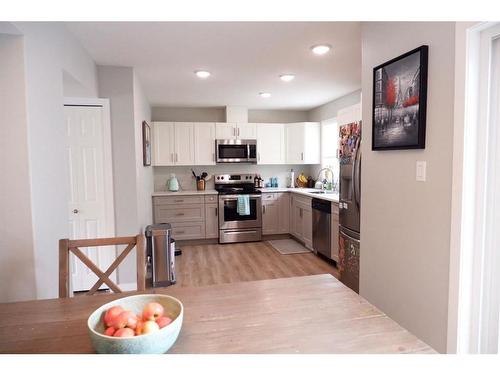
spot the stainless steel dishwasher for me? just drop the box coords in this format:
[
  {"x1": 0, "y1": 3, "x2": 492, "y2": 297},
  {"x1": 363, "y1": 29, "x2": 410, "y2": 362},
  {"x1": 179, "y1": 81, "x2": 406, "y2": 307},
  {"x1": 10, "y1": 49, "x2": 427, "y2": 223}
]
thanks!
[{"x1": 312, "y1": 198, "x2": 331, "y2": 259}]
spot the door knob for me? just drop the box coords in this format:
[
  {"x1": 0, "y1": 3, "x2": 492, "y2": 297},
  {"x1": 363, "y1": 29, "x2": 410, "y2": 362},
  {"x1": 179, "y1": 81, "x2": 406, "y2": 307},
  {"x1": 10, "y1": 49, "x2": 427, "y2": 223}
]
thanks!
[{"x1": 73, "y1": 209, "x2": 79, "y2": 214}]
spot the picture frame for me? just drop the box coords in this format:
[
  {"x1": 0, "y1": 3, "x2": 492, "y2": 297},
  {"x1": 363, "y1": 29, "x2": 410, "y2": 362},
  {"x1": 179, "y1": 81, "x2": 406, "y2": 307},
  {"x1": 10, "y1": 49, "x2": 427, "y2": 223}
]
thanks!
[
  {"x1": 372, "y1": 45, "x2": 428, "y2": 151},
  {"x1": 142, "y1": 121, "x2": 151, "y2": 166}
]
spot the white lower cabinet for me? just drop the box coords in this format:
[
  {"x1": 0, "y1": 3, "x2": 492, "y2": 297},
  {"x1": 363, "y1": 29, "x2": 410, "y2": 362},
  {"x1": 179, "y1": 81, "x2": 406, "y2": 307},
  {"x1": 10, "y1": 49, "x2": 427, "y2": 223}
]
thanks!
[
  {"x1": 262, "y1": 192, "x2": 290, "y2": 235},
  {"x1": 290, "y1": 194, "x2": 313, "y2": 249},
  {"x1": 153, "y1": 194, "x2": 218, "y2": 240},
  {"x1": 205, "y1": 203, "x2": 219, "y2": 239}
]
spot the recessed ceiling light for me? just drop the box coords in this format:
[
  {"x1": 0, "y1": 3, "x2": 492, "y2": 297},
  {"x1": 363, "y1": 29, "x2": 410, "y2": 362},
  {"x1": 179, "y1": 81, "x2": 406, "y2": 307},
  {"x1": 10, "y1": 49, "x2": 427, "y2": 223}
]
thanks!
[
  {"x1": 311, "y1": 44, "x2": 331, "y2": 55},
  {"x1": 194, "y1": 70, "x2": 211, "y2": 79},
  {"x1": 280, "y1": 74, "x2": 295, "y2": 82},
  {"x1": 259, "y1": 92, "x2": 271, "y2": 98}
]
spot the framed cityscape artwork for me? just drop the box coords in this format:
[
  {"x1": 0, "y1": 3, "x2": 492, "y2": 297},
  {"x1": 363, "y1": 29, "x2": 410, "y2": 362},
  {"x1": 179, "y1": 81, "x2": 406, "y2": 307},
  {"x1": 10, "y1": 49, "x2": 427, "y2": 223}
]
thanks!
[
  {"x1": 372, "y1": 45, "x2": 428, "y2": 150},
  {"x1": 142, "y1": 121, "x2": 151, "y2": 166}
]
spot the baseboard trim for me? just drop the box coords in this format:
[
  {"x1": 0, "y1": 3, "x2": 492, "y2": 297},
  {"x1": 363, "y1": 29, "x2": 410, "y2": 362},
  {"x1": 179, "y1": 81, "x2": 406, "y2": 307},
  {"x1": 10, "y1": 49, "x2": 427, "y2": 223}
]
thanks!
[{"x1": 118, "y1": 282, "x2": 137, "y2": 292}]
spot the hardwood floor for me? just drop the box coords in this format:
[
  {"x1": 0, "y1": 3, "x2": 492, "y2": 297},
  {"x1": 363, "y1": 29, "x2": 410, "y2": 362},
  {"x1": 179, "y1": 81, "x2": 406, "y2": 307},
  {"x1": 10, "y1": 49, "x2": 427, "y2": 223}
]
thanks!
[{"x1": 172, "y1": 240, "x2": 339, "y2": 288}]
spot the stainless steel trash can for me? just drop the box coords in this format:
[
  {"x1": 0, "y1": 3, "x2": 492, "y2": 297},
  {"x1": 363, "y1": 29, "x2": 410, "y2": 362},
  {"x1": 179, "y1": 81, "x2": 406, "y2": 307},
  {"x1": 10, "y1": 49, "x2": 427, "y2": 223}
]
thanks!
[{"x1": 145, "y1": 223, "x2": 176, "y2": 288}]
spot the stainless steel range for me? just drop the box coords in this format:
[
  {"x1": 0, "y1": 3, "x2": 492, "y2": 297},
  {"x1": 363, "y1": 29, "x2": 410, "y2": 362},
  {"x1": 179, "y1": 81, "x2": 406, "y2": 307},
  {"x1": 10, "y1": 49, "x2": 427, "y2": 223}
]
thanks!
[{"x1": 215, "y1": 173, "x2": 262, "y2": 244}]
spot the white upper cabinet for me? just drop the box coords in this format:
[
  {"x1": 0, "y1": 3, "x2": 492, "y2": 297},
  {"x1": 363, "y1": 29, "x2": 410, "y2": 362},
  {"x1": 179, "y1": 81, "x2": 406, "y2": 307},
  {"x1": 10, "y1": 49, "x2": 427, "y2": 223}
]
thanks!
[
  {"x1": 152, "y1": 122, "x2": 175, "y2": 166},
  {"x1": 215, "y1": 122, "x2": 256, "y2": 140},
  {"x1": 257, "y1": 123, "x2": 285, "y2": 164},
  {"x1": 237, "y1": 123, "x2": 257, "y2": 139},
  {"x1": 152, "y1": 122, "x2": 195, "y2": 166},
  {"x1": 174, "y1": 122, "x2": 195, "y2": 165},
  {"x1": 194, "y1": 123, "x2": 216, "y2": 165},
  {"x1": 215, "y1": 122, "x2": 236, "y2": 139},
  {"x1": 285, "y1": 122, "x2": 320, "y2": 164}
]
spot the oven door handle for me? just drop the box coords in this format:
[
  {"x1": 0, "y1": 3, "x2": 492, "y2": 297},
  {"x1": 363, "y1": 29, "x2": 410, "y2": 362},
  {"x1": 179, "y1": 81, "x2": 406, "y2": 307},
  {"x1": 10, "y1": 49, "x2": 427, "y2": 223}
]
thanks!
[{"x1": 220, "y1": 194, "x2": 261, "y2": 200}]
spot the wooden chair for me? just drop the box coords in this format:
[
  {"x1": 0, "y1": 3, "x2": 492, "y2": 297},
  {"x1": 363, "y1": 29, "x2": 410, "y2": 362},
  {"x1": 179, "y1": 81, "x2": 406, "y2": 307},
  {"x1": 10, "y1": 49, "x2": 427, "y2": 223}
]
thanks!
[{"x1": 59, "y1": 235, "x2": 146, "y2": 298}]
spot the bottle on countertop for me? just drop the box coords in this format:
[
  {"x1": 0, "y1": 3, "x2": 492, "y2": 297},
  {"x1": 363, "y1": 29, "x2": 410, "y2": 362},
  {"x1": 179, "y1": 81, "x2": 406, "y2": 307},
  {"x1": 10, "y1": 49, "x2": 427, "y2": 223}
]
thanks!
[{"x1": 287, "y1": 169, "x2": 295, "y2": 188}]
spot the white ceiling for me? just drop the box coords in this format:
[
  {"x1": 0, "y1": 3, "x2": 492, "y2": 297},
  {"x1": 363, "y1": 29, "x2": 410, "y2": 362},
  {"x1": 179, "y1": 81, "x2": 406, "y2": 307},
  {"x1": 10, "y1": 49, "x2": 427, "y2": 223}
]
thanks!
[{"x1": 66, "y1": 22, "x2": 361, "y2": 110}]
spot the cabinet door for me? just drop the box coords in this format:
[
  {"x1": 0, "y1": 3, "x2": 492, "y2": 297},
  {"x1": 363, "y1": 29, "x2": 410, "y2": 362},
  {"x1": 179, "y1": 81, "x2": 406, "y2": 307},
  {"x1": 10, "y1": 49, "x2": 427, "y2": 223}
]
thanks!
[
  {"x1": 291, "y1": 203, "x2": 303, "y2": 240},
  {"x1": 257, "y1": 123, "x2": 285, "y2": 164},
  {"x1": 303, "y1": 122, "x2": 321, "y2": 164},
  {"x1": 194, "y1": 123, "x2": 216, "y2": 165},
  {"x1": 237, "y1": 123, "x2": 257, "y2": 139},
  {"x1": 205, "y1": 203, "x2": 219, "y2": 239},
  {"x1": 262, "y1": 201, "x2": 279, "y2": 235},
  {"x1": 302, "y1": 206, "x2": 313, "y2": 249},
  {"x1": 174, "y1": 122, "x2": 195, "y2": 165},
  {"x1": 277, "y1": 193, "x2": 290, "y2": 234},
  {"x1": 152, "y1": 122, "x2": 175, "y2": 166},
  {"x1": 215, "y1": 122, "x2": 236, "y2": 139},
  {"x1": 285, "y1": 124, "x2": 305, "y2": 164},
  {"x1": 331, "y1": 203, "x2": 339, "y2": 262}
]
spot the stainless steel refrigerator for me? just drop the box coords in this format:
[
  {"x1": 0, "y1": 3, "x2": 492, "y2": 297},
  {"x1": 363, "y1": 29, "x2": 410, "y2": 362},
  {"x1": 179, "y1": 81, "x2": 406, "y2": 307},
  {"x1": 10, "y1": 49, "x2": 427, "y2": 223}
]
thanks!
[{"x1": 338, "y1": 121, "x2": 361, "y2": 293}]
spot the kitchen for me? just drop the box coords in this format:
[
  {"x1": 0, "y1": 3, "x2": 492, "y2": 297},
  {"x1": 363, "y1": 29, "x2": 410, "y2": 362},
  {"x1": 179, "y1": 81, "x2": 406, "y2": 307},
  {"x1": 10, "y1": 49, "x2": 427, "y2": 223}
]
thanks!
[{"x1": 150, "y1": 104, "x2": 361, "y2": 292}]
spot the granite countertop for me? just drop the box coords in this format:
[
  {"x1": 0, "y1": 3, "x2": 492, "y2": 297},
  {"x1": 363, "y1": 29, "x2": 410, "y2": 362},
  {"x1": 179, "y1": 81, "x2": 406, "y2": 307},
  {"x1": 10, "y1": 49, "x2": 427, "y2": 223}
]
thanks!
[
  {"x1": 152, "y1": 188, "x2": 339, "y2": 202},
  {"x1": 260, "y1": 187, "x2": 340, "y2": 202},
  {"x1": 152, "y1": 189, "x2": 218, "y2": 197}
]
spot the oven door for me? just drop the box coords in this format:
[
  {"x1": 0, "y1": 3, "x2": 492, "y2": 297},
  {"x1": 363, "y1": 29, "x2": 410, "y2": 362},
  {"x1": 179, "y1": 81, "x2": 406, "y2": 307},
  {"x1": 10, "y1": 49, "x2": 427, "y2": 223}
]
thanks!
[{"x1": 218, "y1": 194, "x2": 262, "y2": 230}]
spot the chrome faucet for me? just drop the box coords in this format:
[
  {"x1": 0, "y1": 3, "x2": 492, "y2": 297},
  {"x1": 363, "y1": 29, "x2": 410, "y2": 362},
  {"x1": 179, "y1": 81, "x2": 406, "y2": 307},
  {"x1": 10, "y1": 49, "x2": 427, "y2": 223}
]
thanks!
[{"x1": 316, "y1": 167, "x2": 336, "y2": 192}]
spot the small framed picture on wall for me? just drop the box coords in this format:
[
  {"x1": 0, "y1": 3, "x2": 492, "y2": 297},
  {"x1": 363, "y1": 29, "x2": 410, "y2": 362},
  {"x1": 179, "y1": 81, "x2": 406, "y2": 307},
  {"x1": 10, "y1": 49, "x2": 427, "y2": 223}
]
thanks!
[{"x1": 142, "y1": 121, "x2": 151, "y2": 166}]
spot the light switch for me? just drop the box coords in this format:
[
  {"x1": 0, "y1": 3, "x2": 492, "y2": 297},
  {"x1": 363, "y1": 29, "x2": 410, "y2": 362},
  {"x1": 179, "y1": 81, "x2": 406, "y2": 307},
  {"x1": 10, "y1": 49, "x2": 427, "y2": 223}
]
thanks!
[{"x1": 416, "y1": 161, "x2": 426, "y2": 182}]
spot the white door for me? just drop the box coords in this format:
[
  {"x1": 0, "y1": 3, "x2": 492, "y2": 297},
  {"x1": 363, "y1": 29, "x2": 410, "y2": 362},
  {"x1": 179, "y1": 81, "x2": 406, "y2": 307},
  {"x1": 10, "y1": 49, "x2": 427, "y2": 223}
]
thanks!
[
  {"x1": 65, "y1": 105, "x2": 115, "y2": 292},
  {"x1": 174, "y1": 122, "x2": 195, "y2": 165},
  {"x1": 237, "y1": 123, "x2": 257, "y2": 139},
  {"x1": 216, "y1": 122, "x2": 236, "y2": 139},
  {"x1": 194, "y1": 122, "x2": 216, "y2": 165},
  {"x1": 257, "y1": 123, "x2": 285, "y2": 164},
  {"x1": 152, "y1": 122, "x2": 175, "y2": 166}
]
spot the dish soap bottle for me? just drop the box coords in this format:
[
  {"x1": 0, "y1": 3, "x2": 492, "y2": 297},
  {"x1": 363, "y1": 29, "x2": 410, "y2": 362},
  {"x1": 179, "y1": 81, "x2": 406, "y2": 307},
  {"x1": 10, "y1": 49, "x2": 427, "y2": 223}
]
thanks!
[{"x1": 168, "y1": 173, "x2": 179, "y2": 192}]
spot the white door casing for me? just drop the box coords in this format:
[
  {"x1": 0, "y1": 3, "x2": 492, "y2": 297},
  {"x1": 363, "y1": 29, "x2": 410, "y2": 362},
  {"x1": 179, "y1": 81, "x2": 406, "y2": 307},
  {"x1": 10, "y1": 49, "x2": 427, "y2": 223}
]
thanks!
[{"x1": 64, "y1": 99, "x2": 115, "y2": 293}]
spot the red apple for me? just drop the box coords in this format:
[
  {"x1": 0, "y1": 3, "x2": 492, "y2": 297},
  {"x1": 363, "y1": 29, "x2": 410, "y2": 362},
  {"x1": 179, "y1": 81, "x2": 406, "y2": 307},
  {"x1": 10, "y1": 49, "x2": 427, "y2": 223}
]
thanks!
[
  {"x1": 143, "y1": 302, "x2": 164, "y2": 321},
  {"x1": 135, "y1": 320, "x2": 145, "y2": 336},
  {"x1": 113, "y1": 310, "x2": 138, "y2": 329},
  {"x1": 103, "y1": 305, "x2": 124, "y2": 327},
  {"x1": 156, "y1": 316, "x2": 172, "y2": 329},
  {"x1": 113, "y1": 327, "x2": 135, "y2": 337},
  {"x1": 104, "y1": 327, "x2": 116, "y2": 336},
  {"x1": 142, "y1": 320, "x2": 160, "y2": 334}
]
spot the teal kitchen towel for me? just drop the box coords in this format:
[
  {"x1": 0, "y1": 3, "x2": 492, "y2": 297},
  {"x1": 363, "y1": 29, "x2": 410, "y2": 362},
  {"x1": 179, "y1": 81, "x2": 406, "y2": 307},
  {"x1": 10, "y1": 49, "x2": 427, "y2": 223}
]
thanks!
[{"x1": 237, "y1": 195, "x2": 250, "y2": 216}]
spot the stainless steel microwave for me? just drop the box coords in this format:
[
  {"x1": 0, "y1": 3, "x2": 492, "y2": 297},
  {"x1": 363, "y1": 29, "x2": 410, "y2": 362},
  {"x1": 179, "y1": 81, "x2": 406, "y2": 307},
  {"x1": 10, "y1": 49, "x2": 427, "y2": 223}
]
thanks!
[{"x1": 216, "y1": 139, "x2": 257, "y2": 164}]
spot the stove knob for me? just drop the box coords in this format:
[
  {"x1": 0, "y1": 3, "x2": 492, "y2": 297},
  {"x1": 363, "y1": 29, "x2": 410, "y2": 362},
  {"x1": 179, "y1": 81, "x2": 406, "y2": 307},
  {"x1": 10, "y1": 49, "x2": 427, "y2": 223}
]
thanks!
[
  {"x1": 221, "y1": 176, "x2": 224, "y2": 180},
  {"x1": 216, "y1": 176, "x2": 220, "y2": 180}
]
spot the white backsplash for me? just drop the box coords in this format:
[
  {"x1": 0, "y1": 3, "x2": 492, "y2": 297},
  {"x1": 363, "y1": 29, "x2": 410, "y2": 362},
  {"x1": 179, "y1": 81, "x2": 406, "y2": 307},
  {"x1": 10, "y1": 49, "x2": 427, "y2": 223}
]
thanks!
[{"x1": 154, "y1": 164, "x2": 317, "y2": 192}]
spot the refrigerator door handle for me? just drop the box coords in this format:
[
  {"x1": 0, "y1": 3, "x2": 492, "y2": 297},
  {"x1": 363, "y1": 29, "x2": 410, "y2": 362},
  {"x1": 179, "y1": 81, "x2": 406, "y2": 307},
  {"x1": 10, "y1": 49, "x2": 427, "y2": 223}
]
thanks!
[{"x1": 354, "y1": 141, "x2": 361, "y2": 209}]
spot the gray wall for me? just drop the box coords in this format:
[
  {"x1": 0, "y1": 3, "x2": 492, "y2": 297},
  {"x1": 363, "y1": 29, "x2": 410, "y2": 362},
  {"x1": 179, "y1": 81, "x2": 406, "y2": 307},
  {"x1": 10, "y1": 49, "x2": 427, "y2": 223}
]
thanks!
[
  {"x1": 308, "y1": 90, "x2": 362, "y2": 122},
  {"x1": 248, "y1": 109, "x2": 309, "y2": 123},
  {"x1": 0, "y1": 34, "x2": 37, "y2": 302},
  {"x1": 98, "y1": 66, "x2": 140, "y2": 286},
  {"x1": 152, "y1": 107, "x2": 225, "y2": 122},
  {"x1": 360, "y1": 22, "x2": 455, "y2": 353}
]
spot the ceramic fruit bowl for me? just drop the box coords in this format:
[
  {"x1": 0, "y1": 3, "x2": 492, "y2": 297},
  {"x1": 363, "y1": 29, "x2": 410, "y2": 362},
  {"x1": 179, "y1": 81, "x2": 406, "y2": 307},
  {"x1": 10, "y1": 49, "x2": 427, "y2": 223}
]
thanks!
[{"x1": 87, "y1": 294, "x2": 183, "y2": 354}]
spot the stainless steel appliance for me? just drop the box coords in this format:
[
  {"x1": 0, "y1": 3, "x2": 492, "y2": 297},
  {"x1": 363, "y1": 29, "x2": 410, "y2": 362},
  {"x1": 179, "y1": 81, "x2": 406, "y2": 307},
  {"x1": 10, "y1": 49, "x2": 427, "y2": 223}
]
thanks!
[
  {"x1": 145, "y1": 223, "x2": 176, "y2": 288},
  {"x1": 215, "y1": 173, "x2": 262, "y2": 243},
  {"x1": 338, "y1": 121, "x2": 361, "y2": 293},
  {"x1": 216, "y1": 139, "x2": 257, "y2": 164},
  {"x1": 312, "y1": 198, "x2": 331, "y2": 259}
]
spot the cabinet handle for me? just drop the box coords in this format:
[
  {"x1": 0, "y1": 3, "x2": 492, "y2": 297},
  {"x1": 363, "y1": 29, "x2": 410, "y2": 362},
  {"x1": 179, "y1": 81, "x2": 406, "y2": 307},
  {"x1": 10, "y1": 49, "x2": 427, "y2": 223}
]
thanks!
[
  {"x1": 300, "y1": 208, "x2": 303, "y2": 218},
  {"x1": 171, "y1": 153, "x2": 174, "y2": 163},
  {"x1": 213, "y1": 152, "x2": 215, "y2": 162},
  {"x1": 258, "y1": 152, "x2": 260, "y2": 162},
  {"x1": 175, "y1": 153, "x2": 178, "y2": 162},
  {"x1": 233, "y1": 127, "x2": 236, "y2": 137},
  {"x1": 176, "y1": 213, "x2": 185, "y2": 216},
  {"x1": 176, "y1": 230, "x2": 185, "y2": 234},
  {"x1": 215, "y1": 207, "x2": 218, "y2": 216},
  {"x1": 263, "y1": 205, "x2": 266, "y2": 214},
  {"x1": 301, "y1": 152, "x2": 304, "y2": 161},
  {"x1": 238, "y1": 128, "x2": 240, "y2": 137},
  {"x1": 174, "y1": 199, "x2": 184, "y2": 203}
]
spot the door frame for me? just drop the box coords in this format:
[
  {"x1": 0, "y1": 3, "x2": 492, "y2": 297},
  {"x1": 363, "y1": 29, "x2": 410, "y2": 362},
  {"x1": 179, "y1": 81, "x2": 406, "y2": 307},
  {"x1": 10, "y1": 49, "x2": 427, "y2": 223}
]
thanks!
[
  {"x1": 447, "y1": 22, "x2": 500, "y2": 353},
  {"x1": 63, "y1": 97, "x2": 115, "y2": 241}
]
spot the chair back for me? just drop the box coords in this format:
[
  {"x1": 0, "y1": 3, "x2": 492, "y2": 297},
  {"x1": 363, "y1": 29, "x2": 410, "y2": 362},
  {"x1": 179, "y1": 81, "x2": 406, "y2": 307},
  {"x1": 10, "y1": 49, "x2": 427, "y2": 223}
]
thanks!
[{"x1": 59, "y1": 235, "x2": 146, "y2": 298}]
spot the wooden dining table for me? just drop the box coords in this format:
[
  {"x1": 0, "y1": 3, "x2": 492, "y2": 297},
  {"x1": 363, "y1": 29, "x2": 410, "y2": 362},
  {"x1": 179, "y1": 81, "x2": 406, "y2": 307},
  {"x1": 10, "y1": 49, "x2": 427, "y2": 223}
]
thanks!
[{"x1": 0, "y1": 274, "x2": 435, "y2": 354}]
